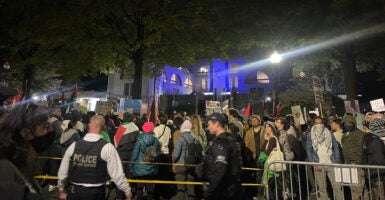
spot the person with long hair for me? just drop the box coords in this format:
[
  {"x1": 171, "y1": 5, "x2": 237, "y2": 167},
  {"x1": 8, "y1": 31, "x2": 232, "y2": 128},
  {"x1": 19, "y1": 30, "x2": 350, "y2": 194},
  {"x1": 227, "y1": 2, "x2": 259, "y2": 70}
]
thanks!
[
  {"x1": 257, "y1": 121, "x2": 281, "y2": 199},
  {"x1": 190, "y1": 115, "x2": 207, "y2": 152},
  {"x1": 0, "y1": 103, "x2": 56, "y2": 198}
]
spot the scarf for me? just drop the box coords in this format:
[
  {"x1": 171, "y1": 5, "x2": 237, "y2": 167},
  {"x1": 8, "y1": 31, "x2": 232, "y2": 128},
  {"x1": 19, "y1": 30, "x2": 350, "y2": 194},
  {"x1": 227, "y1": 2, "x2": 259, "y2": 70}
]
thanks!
[
  {"x1": 311, "y1": 124, "x2": 332, "y2": 151},
  {"x1": 373, "y1": 129, "x2": 385, "y2": 138}
]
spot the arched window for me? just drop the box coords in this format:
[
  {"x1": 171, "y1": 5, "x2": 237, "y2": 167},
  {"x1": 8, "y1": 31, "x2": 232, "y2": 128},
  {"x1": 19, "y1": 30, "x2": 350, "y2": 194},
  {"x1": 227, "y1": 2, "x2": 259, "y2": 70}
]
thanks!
[
  {"x1": 257, "y1": 71, "x2": 269, "y2": 83},
  {"x1": 170, "y1": 73, "x2": 181, "y2": 85},
  {"x1": 184, "y1": 77, "x2": 193, "y2": 89},
  {"x1": 199, "y1": 65, "x2": 209, "y2": 73}
]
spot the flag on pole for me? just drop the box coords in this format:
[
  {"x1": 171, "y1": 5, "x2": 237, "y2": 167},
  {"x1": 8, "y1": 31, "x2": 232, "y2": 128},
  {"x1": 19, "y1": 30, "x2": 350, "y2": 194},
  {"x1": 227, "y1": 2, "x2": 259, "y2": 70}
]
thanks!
[
  {"x1": 71, "y1": 82, "x2": 78, "y2": 101},
  {"x1": 13, "y1": 87, "x2": 20, "y2": 104},
  {"x1": 260, "y1": 101, "x2": 265, "y2": 116},
  {"x1": 243, "y1": 102, "x2": 252, "y2": 117},
  {"x1": 273, "y1": 103, "x2": 281, "y2": 118},
  {"x1": 148, "y1": 97, "x2": 159, "y2": 124}
]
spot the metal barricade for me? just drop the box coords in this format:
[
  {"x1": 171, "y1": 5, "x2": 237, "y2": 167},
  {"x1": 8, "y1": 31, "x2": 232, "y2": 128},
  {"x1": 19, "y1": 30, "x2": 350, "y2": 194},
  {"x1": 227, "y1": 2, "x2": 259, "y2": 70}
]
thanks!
[{"x1": 266, "y1": 161, "x2": 385, "y2": 200}]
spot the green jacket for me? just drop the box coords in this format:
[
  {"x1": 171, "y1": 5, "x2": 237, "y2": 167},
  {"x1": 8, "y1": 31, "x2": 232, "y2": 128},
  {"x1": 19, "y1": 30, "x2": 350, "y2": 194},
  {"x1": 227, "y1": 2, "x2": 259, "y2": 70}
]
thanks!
[{"x1": 341, "y1": 115, "x2": 365, "y2": 164}]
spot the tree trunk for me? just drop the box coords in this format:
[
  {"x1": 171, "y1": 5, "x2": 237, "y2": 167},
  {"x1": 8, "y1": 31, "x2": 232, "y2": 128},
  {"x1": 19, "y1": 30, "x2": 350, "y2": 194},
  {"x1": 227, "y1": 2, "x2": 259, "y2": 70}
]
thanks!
[
  {"x1": 340, "y1": 45, "x2": 357, "y2": 101},
  {"x1": 131, "y1": 22, "x2": 145, "y2": 100},
  {"x1": 21, "y1": 64, "x2": 34, "y2": 99}
]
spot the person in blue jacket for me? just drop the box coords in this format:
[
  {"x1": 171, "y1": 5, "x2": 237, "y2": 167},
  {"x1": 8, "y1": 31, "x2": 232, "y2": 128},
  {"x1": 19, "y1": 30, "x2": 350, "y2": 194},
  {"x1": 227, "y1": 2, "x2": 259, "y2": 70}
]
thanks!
[
  {"x1": 131, "y1": 122, "x2": 160, "y2": 200},
  {"x1": 306, "y1": 116, "x2": 343, "y2": 200}
]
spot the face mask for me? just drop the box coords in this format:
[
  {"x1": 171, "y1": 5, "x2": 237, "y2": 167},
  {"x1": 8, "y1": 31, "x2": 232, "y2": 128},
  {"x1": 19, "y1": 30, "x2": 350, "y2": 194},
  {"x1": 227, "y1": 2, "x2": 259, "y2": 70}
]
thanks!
[{"x1": 343, "y1": 124, "x2": 355, "y2": 132}]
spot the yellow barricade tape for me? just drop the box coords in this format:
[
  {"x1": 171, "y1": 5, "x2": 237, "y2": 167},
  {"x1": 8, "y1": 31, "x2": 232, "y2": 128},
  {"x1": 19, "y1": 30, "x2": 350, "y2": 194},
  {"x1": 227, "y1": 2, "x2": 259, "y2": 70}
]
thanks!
[
  {"x1": 35, "y1": 156, "x2": 264, "y2": 171},
  {"x1": 34, "y1": 175, "x2": 268, "y2": 187}
]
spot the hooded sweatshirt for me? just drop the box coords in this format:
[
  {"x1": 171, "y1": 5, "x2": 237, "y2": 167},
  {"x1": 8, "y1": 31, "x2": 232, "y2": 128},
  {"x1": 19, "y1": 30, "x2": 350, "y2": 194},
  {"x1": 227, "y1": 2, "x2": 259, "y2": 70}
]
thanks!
[{"x1": 341, "y1": 115, "x2": 366, "y2": 164}]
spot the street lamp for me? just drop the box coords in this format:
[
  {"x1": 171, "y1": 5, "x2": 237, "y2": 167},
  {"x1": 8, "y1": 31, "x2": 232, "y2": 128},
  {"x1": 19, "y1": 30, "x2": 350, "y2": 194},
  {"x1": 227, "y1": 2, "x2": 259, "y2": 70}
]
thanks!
[
  {"x1": 269, "y1": 50, "x2": 282, "y2": 64},
  {"x1": 269, "y1": 50, "x2": 281, "y2": 116}
]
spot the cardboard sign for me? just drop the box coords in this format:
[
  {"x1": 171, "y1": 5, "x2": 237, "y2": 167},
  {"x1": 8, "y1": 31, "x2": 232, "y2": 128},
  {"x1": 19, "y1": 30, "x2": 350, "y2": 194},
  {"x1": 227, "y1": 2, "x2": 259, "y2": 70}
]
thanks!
[
  {"x1": 118, "y1": 98, "x2": 142, "y2": 114},
  {"x1": 206, "y1": 100, "x2": 221, "y2": 108},
  {"x1": 370, "y1": 98, "x2": 385, "y2": 112},
  {"x1": 205, "y1": 100, "x2": 222, "y2": 116},
  {"x1": 291, "y1": 105, "x2": 306, "y2": 125}
]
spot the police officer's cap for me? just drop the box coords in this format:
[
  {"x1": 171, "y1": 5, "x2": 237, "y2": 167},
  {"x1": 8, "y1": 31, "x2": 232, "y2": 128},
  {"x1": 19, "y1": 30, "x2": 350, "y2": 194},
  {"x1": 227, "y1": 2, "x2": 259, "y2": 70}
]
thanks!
[{"x1": 207, "y1": 112, "x2": 227, "y2": 124}]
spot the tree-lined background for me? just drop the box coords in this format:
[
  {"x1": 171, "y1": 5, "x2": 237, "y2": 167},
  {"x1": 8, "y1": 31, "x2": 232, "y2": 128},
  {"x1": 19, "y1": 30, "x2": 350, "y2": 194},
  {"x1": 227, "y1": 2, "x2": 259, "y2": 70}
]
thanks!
[{"x1": 1, "y1": 0, "x2": 384, "y2": 101}]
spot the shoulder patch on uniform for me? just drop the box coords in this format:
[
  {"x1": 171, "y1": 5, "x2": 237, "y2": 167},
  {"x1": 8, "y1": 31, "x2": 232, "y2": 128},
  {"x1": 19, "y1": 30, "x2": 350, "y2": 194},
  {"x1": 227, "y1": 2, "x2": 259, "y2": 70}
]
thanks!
[{"x1": 216, "y1": 155, "x2": 227, "y2": 164}]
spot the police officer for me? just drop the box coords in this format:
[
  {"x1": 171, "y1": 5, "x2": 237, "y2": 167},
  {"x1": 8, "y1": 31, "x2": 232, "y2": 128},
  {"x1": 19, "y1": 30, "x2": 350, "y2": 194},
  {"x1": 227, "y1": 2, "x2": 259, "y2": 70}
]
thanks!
[
  {"x1": 204, "y1": 113, "x2": 243, "y2": 200},
  {"x1": 57, "y1": 115, "x2": 132, "y2": 200}
]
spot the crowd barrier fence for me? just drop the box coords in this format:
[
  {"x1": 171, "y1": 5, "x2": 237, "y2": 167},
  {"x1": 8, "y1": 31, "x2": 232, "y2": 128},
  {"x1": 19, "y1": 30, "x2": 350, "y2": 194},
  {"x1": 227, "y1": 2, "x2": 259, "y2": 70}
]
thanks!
[
  {"x1": 266, "y1": 161, "x2": 385, "y2": 200},
  {"x1": 37, "y1": 156, "x2": 385, "y2": 199}
]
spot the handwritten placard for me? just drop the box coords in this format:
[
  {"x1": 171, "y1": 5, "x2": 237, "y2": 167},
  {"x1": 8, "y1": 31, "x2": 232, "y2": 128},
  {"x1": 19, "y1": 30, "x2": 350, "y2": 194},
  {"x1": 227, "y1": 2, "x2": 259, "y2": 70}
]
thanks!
[{"x1": 370, "y1": 98, "x2": 385, "y2": 112}]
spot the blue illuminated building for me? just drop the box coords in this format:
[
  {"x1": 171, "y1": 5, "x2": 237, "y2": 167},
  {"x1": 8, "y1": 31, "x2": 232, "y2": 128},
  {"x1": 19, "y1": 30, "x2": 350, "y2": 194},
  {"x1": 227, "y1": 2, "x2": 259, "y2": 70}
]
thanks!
[{"x1": 158, "y1": 59, "x2": 274, "y2": 98}]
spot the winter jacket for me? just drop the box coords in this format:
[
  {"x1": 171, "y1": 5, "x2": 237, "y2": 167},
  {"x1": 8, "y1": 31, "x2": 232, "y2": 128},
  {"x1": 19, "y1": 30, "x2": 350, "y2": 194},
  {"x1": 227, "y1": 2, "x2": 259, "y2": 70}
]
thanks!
[
  {"x1": 131, "y1": 132, "x2": 160, "y2": 177},
  {"x1": 0, "y1": 159, "x2": 37, "y2": 200},
  {"x1": 173, "y1": 131, "x2": 196, "y2": 164},
  {"x1": 306, "y1": 131, "x2": 342, "y2": 164},
  {"x1": 59, "y1": 128, "x2": 80, "y2": 156},
  {"x1": 341, "y1": 115, "x2": 366, "y2": 164},
  {"x1": 277, "y1": 129, "x2": 294, "y2": 161},
  {"x1": 363, "y1": 133, "x2": 385, "y2": 165},
  {"x1": 244, "y1": 126, "x2": 265, "y2": 160}
]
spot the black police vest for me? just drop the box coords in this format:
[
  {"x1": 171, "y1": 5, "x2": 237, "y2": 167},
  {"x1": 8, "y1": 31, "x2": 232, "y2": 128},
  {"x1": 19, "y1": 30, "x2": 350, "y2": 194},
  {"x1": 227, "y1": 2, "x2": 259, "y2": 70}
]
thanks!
[{"x1": 69, "y1": 139, "x2": 108, "y2": 184}]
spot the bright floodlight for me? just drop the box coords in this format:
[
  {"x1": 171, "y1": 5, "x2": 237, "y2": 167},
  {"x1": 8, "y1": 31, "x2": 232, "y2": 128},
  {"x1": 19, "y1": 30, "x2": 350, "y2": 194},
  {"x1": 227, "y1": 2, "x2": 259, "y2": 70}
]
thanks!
[
  {"x1": 269, "y1": 51, "x2": 282, "y2": 64},
  {"x1": 32, "y1": 94, "x2": 40, "y2": 101}
]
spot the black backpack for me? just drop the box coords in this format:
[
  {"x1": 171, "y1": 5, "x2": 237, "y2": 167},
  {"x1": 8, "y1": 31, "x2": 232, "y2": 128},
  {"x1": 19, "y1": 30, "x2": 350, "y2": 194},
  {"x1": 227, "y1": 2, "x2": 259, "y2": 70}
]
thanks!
[{"x1": 181, "y1": 135, "x2": 204, "y2": 168}]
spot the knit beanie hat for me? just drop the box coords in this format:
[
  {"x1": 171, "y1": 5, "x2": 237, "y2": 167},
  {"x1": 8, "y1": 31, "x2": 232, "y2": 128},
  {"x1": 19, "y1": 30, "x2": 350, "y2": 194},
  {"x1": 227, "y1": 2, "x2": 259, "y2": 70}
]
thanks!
[
  {"x1": 180, "y1": 120, "x2": 192, "y2": 132},
  {"x1": 369, "y1": 118, "x2": 385, "y2": 132},
  {"x1": 142, "y1": 122, "x2": 154, "y2": 133},
  {"x1": 265, "y1": 121, "x2": 277, "y2": 133}
]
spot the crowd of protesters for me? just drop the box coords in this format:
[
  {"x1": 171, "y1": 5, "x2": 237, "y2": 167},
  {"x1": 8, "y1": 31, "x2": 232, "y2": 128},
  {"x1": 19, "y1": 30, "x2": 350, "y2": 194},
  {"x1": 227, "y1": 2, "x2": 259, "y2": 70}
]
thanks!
[{"x1": 1, "y1": 96, "x2": 385, "y2": 200}]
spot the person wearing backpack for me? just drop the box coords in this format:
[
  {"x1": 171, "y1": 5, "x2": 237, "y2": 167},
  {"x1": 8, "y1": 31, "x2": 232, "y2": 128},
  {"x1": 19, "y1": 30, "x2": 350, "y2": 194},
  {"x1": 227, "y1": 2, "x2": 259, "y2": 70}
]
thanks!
[
  {"x1": 172, "y1": 120, "x2": 203, "y2": 200},
  {"x1": 131, "y1": 122, "x2": 160, "y2": 200}
]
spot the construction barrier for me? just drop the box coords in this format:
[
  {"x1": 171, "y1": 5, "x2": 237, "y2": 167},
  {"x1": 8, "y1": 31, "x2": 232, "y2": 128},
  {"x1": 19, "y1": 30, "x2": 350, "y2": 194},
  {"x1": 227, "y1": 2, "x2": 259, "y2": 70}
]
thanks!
[{"x1": 265, "y1": 161, "x2": 385, "y2": 200}]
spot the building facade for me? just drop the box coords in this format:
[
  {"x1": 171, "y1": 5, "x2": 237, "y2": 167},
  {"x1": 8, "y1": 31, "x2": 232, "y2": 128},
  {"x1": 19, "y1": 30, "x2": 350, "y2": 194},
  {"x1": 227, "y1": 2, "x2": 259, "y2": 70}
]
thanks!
[{"x1": 107, "y1": 58, "x2": 277, "y2": 113}]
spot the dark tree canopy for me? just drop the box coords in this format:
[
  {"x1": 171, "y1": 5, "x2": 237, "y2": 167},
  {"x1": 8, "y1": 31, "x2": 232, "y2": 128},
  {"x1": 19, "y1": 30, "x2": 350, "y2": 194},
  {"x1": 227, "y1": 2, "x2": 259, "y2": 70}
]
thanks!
[{"x1": 0, "y1": 0, "x2": 384, "y2": 99}]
